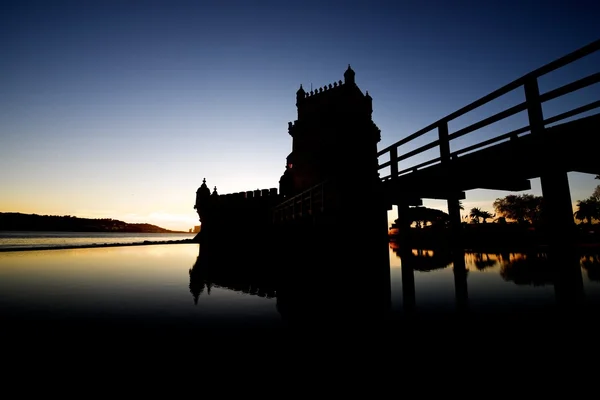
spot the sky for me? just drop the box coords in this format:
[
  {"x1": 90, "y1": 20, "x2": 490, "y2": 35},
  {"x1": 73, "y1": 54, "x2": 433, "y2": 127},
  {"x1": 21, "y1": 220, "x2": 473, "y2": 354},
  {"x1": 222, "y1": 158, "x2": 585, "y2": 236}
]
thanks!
[{"x1": 1, "y1": 0, "x2": 599, "y2": 231}]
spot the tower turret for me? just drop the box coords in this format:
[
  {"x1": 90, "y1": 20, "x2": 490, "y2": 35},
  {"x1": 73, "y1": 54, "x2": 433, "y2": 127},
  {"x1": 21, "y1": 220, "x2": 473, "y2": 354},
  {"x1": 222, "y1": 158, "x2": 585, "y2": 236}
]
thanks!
[
  {"x1": 195, "y1": 178, "x2": 210, "y2": 209},
  {"x1": 194, "y1": 178, "x2": 212, "y2": 242},
  {"x1": 344, "y1": 64, "x2": 355, "y2": 85},
  {"x1": 296, "y1": 84, "x2": 305, "y2": 105}
]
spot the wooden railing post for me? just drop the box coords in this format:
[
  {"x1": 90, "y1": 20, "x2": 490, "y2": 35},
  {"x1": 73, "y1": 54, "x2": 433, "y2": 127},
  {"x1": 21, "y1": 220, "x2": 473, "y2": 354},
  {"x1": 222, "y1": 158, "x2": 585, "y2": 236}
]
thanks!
[
  {"x1": 438, "y1": 121, "x2": 450, "y2": 163},
  {"x1": 524, "y1": 76, "x2": 545, "y2": 135},
  {"x1": 390, "y1": 147, "x2": 398, "y2": 179},
  {"x1": 438, "y1": 121, "x2": 462, "y2": 248}
]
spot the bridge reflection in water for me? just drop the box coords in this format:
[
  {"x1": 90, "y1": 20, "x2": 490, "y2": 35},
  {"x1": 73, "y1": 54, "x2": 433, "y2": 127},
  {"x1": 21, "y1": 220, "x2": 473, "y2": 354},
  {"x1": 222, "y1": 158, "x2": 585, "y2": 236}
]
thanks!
[
  {"x1": 190, "y1": 236, "x2": 599, "y2": 337},
  {"x1": 393, "y1": 244, "x2": 589, "y2": 309}
]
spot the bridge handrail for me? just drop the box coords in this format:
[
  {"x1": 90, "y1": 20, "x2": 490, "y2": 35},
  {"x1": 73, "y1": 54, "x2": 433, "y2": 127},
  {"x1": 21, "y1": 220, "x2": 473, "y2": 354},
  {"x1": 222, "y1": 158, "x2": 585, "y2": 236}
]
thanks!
[
  {"x1": 378, "y1": 39, "x2": 600, "y2": 180},
  {"x1": 273, "y1": 180, "x2": 326, "y2": 211},
  {"x1": 449, "y1": 99, "x2": 600, "y2": 160},
  {"x1": 272, "y1": 180, "x2": 330, "y2": 222}
]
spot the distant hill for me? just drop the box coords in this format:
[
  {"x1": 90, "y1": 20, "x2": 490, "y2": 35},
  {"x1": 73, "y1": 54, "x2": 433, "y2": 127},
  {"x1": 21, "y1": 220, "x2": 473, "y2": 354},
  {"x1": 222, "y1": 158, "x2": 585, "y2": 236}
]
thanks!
[{"x1": 0, "y1": 213, "x2": 186, "y2": 233}]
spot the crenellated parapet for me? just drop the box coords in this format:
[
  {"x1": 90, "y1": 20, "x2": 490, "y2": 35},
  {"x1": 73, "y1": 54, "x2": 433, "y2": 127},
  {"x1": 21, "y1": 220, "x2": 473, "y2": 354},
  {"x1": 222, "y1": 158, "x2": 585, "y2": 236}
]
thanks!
[
  {"x1": 194, "y1": 179, "x2": 284, "y2": 242},
  {"x1": 208, "y1": 187, "x2": 281, "y2": 206},
  {"x1": 301, "y1": 79, "x2": 345, "y2": 99}
]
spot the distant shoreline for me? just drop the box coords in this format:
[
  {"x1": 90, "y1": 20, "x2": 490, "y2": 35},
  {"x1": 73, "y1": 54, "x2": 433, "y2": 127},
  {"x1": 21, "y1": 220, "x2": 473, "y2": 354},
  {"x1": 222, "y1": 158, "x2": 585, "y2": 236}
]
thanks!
[
  {"x1": 0, "y1": 239, "x2": 196, "y2": 253},
  {"x1": 0, "y1": 212, "x2": 192, "y2": 234}
]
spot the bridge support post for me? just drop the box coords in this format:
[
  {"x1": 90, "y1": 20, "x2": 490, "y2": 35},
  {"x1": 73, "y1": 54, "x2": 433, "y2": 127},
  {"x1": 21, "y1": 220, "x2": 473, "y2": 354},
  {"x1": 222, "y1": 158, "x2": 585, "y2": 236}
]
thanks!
[
  {"x1": 394, "y1": 202, "x2": 413, "y2": 250},
  {"x1": 525, "y1": 76, "x2": 576, "y2": 246},
  {"x1": 447, "y1": 194, "x2": 463, "y2": 249},
  {"x1": 438, "y1": 121, "x2": 464, "y2": 250},
  {"x1": 540, "y1": 171, "x2": 575, "y2": 246}
]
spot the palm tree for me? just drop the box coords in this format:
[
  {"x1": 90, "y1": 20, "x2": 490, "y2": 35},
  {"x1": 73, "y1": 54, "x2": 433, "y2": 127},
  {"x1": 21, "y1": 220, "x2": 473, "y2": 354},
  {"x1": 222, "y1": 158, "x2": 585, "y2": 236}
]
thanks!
[
  {"x1": 573, "y1": 198, "x2": 600, "y2": 224},
  {"x1": 480, "y1": 211, "x2": 495, "y2": 223},
  {"x1": 469, "y1": 207, "x2": 482, "y2": 223}
]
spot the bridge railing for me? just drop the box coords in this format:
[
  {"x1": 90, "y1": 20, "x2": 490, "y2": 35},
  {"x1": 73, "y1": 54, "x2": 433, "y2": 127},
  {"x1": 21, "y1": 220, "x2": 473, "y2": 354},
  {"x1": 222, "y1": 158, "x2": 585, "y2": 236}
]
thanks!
[
  {"x1": 378, "y1": 39, "x2": 600, "y2": 181},
  {"x1": 272, "y1": 181, "x2": 328, "y2": 223}
]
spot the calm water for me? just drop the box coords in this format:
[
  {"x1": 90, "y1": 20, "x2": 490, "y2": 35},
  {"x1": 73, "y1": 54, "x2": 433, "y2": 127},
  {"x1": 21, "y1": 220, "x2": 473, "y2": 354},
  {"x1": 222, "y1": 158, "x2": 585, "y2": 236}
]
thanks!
[
  {"x1": 1, "y1": 242, "x2": 599, "y2": 339},
  {"x1": 0, "y1": 231, "x2": 196, "y2": 250}
]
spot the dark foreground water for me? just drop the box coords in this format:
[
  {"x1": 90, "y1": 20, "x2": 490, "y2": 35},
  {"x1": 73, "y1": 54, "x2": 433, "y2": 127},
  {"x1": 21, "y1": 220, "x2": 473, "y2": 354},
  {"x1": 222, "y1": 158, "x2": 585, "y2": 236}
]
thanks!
[{"x1": 2, "y1": 241, "x2": 600, "y2": 365}]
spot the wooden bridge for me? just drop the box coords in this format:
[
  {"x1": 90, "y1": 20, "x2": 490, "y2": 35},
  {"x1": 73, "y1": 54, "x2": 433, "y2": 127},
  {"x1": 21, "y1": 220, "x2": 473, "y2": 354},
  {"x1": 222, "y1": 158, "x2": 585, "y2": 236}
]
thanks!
[{"x1": 273, "y1": 39, "x2": 600, "y2": 242}]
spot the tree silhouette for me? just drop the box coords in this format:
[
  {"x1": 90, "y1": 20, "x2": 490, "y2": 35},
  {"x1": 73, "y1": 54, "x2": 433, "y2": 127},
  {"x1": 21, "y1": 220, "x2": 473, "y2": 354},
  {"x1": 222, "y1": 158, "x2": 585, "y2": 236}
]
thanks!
[
  {"x1": 469, "y1": 207, "x2": 482, "y2": 223},
  {"x1": 573, "y1": 198, "x2": 600, "y2": 224},
  {"x1": 480, "y1": 211, "x2": 495, "y2": 223},
  {"x1": 398, "y1": 206, "x2": 449, "y2": 228},
  {"x1": 593, "y1": 186, "x2": 600, "y2": 202},
  {"x1": 493, "y1": 194, "x2": 543, "y2": 225},
  {"x1": 469, "y1": 207, "x2": 495, "y2": 223}
]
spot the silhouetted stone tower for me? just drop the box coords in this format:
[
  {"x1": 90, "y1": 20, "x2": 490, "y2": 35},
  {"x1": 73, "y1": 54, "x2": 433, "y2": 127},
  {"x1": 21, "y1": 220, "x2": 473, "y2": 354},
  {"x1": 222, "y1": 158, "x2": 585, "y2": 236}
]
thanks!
[
  {"x1": 279, "y1": 65, "x2": 381, "y2": 197},
  {"x1": 277, "y1": 66, "x2": 390, "y2": 283},
  {"x1": 194, "y1": 67, "x2": 391, "y2": 294}
]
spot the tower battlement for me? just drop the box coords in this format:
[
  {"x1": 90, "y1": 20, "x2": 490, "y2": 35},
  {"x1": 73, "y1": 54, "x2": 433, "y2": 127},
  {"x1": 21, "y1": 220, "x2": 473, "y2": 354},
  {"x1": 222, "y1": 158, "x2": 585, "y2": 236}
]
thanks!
[
  {"x1": 299, "y1": 79, "x2": 346, "y2": 100},
  {"x1": 289, "y1": 65, "x2": 374, "y2": 135}
]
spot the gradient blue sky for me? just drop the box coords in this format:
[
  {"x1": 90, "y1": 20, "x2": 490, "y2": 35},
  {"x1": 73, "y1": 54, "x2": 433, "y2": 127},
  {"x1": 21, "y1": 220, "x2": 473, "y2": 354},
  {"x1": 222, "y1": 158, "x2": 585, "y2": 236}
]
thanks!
[{"x1": 1, "y1": 0, "x2": 599, "y2": 231}]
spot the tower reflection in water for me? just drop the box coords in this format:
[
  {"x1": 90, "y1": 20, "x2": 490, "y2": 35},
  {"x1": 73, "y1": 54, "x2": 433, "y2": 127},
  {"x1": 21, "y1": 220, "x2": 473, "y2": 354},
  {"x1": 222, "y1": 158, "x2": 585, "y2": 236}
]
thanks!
[{"x1": 189, "y1": 230, "x2": 392, "y2": 328}]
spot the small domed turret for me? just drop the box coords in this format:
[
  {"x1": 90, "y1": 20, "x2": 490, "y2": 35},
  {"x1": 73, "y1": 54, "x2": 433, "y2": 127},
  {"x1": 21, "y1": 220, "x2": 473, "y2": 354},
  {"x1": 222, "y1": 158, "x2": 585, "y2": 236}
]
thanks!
[
  {"x1": 195, "y1": 178, "x2": 211, "y2": 211},
  {"x1": 197, "y1": 178, "x2": 210, "y2": 197},
  {"x1": 296, "y1": 84, "x2": 306, "y2": 106},
  {"x1": 344, "y1": 64, "x2": 355, "y2": 85}
]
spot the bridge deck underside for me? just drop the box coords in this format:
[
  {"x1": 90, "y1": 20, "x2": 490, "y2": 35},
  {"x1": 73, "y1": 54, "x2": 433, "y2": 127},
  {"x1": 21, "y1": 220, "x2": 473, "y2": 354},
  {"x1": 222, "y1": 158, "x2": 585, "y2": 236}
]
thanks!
[{"x1": 384, "y1": 114, "x2": 600, "y2": 202}]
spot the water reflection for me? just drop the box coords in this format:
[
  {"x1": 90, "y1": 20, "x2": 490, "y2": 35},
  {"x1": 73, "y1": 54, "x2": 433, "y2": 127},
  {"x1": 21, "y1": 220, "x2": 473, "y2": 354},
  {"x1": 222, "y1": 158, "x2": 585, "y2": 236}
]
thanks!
[
  {"x1": 189, "y1": 245, "x2": 277, "y2": 306},
  {"x1": 189, "y1": 255, "x2": 213, "y2": 304},
  {"x1": 1, "y1": 239, "x2": 598, "y2": 338},
  {"x1": 0, "y1": 244, "x2": 282, "y2": 338},
  {"x1": 581, "y1": 253, "x2": 600, "y2": 281},
  {"x1": 392, "y1": 245, "x2": 596, "y2": 314},
  {"x1": 500, "y1": 252, "x2": 555, "y2": 286},
  {"x1": 192, "y1": 231, "x2": 392, "y2": 327},
  {"x1": 395, "y1": 248, "x2": 453, "y2": 272},
  {"x1": 453, "y1": 249, "x2": 469, "y2": 313},
  {"x1": 391, "y1": 242, "x2": 469, "y2": 314},
  {"x1": 390, "y1": 241, "x2": 453, "y2": 272},
  {"x1": 468, "y1": 252, "x2": 498, "y2": 271}
]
